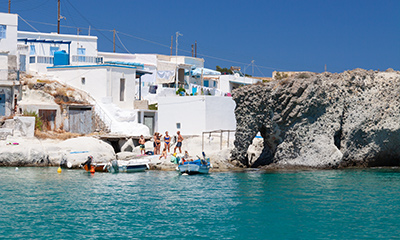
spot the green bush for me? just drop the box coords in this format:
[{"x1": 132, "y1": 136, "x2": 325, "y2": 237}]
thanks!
[
  {"x1": 176, "y1": 87, "x2": 186, "y2": 95},
  {"x1": 22, "y1": 110, "x2": 43, "y2": 131}
]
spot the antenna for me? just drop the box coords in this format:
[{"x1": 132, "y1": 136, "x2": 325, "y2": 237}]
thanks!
[
  {"x1": 191, "y1": 44, "x2": 194, "y2": 57},
  {"x1": 170, "y1": 36, "x2": 173, "y2": 56},
  {"x1": 113, "y1": 29, "x2": 116, "y2": 53},
  {"x1": 175, "y1": 31, "x2": 183, "y2": 56},
  {"x1": 251, "y1": 59, "x2": 255, "y2": 76},
  {"x1": 8, "y1": 0, "x2": 10, "y2": 13}
]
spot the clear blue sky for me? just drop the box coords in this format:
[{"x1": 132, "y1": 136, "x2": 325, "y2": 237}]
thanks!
[{"x1": 2, "y1": 0, "x2": 399, "y2": 77}]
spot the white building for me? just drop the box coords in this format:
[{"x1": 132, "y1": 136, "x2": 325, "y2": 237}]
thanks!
[
  {"x1": 157, "y1": 96, "x2": 236, "y2": 135},
  {"x1": 17, "y1": 31, "x2": 99, "y2": 74},
  {"x1": 0, "y1": 12, "x2": 20, "y2": 117},
  {"x1": 47, "y1": 63, "x2": 154, "y2": 135}
]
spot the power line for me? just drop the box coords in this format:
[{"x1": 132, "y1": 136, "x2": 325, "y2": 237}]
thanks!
[{"x1": 18, "y1": 16, "x2": 286, "y2": 73}]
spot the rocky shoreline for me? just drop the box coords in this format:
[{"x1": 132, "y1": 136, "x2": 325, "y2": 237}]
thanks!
[{"x1": 231, "y1": 68, "x2": 400, "y2": 168}]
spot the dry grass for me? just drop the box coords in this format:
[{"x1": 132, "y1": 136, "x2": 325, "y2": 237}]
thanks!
[
  {"x1": 37, "y1": 79, "x2": 55, "y2": 84},
  {"x1": 35, "y1": 130, "x2": 83, "y2": 140}
]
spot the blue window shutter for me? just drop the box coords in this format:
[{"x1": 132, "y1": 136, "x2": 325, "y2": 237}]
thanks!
[
  {"x1": 0, "y1": 25, "x2": 6, "y2": 39},
  {"x1": 30, "y1": 45, "x2": 36, "y2": 55},
  {"x1": 50, "y1": 46, "x2": 59, "y2": 56}
]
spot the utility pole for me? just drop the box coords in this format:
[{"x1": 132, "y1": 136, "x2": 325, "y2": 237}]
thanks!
[
  {"x1": 88, "y1": 26, "x2": 91, "y2": 36},
  {"x1": 57, "y1": 0, "x2": 60, "y2": 34},
  {"x1": 175, "y1": 31, "x2": 182, "y2": 90},
  {"x1": 252, "y1": 59, "x2": 255, "y2": 77},
  {"x1": 170, "y1": 36, "x2": 173, "y2": 56},
  {"x1": 195, "y1": 41, "x2": 197, "y2": 58},
  {"x1": 113, "y1": 29, "x2": 116, "y2": 53},
  {"x1": 325, "y1": 64, "x2": 327, "y2": 72},
  {"x1": 191, "y1": 44, "x2": 194, "y2": 57},
  {"x1": 8, "y1": 0, "x2": 10, "y2": 13}
]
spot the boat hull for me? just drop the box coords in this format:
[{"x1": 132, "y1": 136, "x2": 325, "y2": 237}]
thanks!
[{"x1": 178, "y1": 163, "x2": 210, "y2": 175}]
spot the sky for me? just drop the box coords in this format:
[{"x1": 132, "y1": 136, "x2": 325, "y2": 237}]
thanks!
[{"x1": 1, "y1": 0, "x2": 399, "y2": 77}]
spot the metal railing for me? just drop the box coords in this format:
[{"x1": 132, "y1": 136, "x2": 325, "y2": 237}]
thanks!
[
  {"x1": 71, "y1": 55, "x2": 103, "y2": 64},
  {"x1": 94, "y1": 102, "x2": 113, "y2": 132},
  {"x1": 202, "y1": 129, "x2": 236, "y2": 151}
]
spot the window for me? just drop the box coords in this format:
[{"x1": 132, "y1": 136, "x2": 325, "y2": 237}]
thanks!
[
  {"x1": 176, "y1": 123, "x2": 181, "y2": 129},
  {"x1": 81, "y1": 77, "x2": 85, "y2": 85},
  {"x1": 203, "y1": 80, "x2": 209, "y2": 87},
  {"x1": 0, "y1": 25, "x2": 6, "y2": 39},
  {"x1": 120, "y1": 78, "x2": 125, "y2": 101},
  {"x1": 29, "y1": 56, "x2": 35, "y2": 63},
  {"x1": 78, "y1": 48, "x2": 86, "y2": 62},
  {"x1": 30, "y1": 45, "x2": 36, "y2": 55},
  {"x1": 50, "y1": 46, "x2": 59, "y2": 56}
]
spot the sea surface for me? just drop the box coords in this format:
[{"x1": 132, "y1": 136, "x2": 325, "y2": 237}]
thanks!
[{"x1": 1, "y1": 167, "x2": 400, "y2": 239}]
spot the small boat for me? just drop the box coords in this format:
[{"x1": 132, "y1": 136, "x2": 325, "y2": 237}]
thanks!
[
  {"x1": 80, "y1": 156, "x2": 148, "y2": 173},
  {"x1": 178, "y1": 158, "x2": 211, "y2": 175},
  {"x1": 107, "y1": 160, "x2": 148, "y2": 173}
]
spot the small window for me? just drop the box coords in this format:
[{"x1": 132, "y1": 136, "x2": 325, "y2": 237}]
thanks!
[
  {"x1": 30, "y1": 45, "x2": 36, "y2": 55},
  {"x1": 203, "y1": 80, "x2": 209, "y2": 87},
  {"x1": 29, "y1": 56, "x2": 35, "y2": 63},
  {"x1": 120, "y1": 78, "x2": 125, "y2": 101},
  {"x1": 0, "y1": 25, "x2": 6, "y2": 39},
  {"x1": 50, "y1": 46, "x2": 59, "y2": 56},
  {"x1": 176, "y1": 123, "x2": 181, "y2": 129},
  {"x1": 81, "y1": 77, "x2": 85, "y2": 85}
]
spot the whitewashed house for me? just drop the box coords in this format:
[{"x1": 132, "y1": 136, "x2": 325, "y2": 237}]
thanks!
[
  {"x1": 17, "y1": 31, "x2": 99, "y2": 74},
  {"x1": 157, "y1": 95, "x2": 236, "y2": 135},
  {"x1": 0, "y1": 12, "x2": 20, "y2": 117}
]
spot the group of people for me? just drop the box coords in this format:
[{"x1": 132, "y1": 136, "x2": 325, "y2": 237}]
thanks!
[{"x1": 138, "y1": 131, "x2": 184, "y2": 157}]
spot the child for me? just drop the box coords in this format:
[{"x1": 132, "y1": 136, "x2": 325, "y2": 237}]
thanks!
[
  {"x1": 159, "y1": 148, "x2": 167, "y2": 160},
  {"x1": 139, "y1": 135, "x2": 146, "y2": 155}
]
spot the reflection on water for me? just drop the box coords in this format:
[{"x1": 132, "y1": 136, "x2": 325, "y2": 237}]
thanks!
[{"x1": 1, "y1": 168, "x2": 400, "y2": 239}]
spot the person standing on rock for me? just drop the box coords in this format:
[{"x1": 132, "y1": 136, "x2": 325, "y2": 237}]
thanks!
[
  {"x1": 139, "y1": 135, "x2": 146, "y2": 155},
  {"x1": 164, "y1": 131, "x2": 171, "y2": 153},
  {"x1": 174, "y1": 131, "x2": 184, "y2": 154}
]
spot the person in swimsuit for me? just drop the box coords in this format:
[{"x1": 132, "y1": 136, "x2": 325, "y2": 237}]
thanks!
[
  {"x1": 153, "y1": 132, "x2": 158, "y2": 154},
  {"x1": 156, "y1": 133, "x2": 162, "y2": 155},
  {"x1": 174, "y1": 131, "x2": 184, "y2": 154},
  {"x1": 139, "y1": 135, "x2": 146, "y2": 155},
  {"x1": 164, "y1": 131, "x2": 171, "y2": 153}
]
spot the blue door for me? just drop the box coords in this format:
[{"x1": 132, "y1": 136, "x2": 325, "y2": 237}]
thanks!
[{"x1": 0, "y1": 94, "x2": 5, "y2": 116}]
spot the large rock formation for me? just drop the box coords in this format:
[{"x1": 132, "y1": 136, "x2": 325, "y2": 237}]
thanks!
[{"x1": 231, "y1": 69, "x2": 400, "y2": 168}]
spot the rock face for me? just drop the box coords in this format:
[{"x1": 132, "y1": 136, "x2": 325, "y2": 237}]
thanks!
[{"x1": 231, "y1": 69, "x2": 400, "y2": 168}]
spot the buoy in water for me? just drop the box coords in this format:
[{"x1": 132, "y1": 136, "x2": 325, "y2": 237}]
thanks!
[
  {"x1": 57, "y1": 167, "x2": 62, "y2": 173},
  {"x1": 15, "y1": 167, "x2": 18, "y2": 171},
  {"x1": 90, "y1": 166, "x2": 95, "y2": 174}
]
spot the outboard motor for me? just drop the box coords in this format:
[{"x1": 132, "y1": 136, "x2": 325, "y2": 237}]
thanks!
[
  {"x1": 111, "y1": 160, "x2": 119, "y2": 173},
  {"x1": 80, "y1": 156, "x2": 93, "y2": 171}
]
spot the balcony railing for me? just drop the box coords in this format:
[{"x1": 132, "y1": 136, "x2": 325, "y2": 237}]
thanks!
[{"x1": 72, "y1": 55, "x2": 103, "y2": 64}]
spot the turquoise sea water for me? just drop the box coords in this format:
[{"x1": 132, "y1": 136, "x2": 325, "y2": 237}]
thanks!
[{"x1": 1, "y1": 168, "x2": 400, "y2": 239}]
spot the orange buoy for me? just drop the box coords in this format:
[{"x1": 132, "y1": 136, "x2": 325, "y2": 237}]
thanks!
[{"x1": 90, "y1": 166, "x2": 95, "y2": 174}]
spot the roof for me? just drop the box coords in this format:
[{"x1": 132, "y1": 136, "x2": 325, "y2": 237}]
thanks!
[{"x1": 47, "y1": 64, "x2": 152, "y2": 76}]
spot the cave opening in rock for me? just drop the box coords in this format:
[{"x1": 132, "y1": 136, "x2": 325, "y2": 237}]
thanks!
[{"x1": 334, "y1": 129, "x2": 342, "y2": 150}]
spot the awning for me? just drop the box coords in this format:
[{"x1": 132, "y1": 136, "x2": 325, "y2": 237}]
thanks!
[{"x1": 191, "y1": 67, "x2": 221, "y2": 76}]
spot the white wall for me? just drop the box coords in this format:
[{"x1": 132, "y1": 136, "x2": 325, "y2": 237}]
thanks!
[
  {"x1": 0, "y1": 13, "x2": 18, "y2": 56},
  {"x1": 109, "y1": 67, "x2": 136, "y2": 109},
  {"x1": 48, "y1": 65, "x2": 136, "y2": 109},
  {"x1": 0, "y1": 53, "x2": 8, "y2": 80},
  {"x1": 158, "y1": 96, "x2": 236, "y2": 135},
  {"x1": 158, "y1": 96, "x2": 206, "y2": 135},
  {"x1": 205, "y1": 96, "x2": 236, "y2": 131},
  {"x1": 48, "y1": 67, "x2": 108, "y2": 101}
]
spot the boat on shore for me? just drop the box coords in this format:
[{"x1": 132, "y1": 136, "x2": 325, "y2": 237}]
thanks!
[
  {"x1": 80, "y1": 156, "x2": 148, "y2": 173},
  {"x1": 178, "y1": 158, "x2": 211, "y2": 175},
  {"x1": 107, "y1": 160, "x2": 148, "y2": 173}
]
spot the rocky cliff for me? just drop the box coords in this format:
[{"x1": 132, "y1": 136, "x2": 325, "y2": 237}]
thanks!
[{"x1": 231, "y1": 69, "x2": 400, "y2": 168}]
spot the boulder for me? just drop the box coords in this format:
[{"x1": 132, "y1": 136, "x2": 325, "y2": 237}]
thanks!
[{"x1": 231, "y1": 69, "x2": 400, "y2": 168}]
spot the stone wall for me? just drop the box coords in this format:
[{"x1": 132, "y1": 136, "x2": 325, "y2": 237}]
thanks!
[{"x1": 231, "y1": 69, "x2": 400, "y2": 168}]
